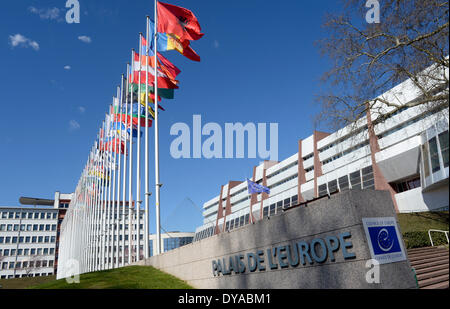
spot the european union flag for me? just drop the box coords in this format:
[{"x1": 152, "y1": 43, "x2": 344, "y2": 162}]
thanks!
[{"x1": 247, "y1": 179, "x2": 270, "y2": 195}]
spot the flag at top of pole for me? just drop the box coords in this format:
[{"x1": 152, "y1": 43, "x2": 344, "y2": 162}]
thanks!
[{"x1": 247, "y1": 179, "x2": 270, "y2": 195}]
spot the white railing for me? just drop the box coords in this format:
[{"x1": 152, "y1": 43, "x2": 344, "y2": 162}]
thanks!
[{"x1": 428, "y1": 229, "x2": 449, "y2": 246}]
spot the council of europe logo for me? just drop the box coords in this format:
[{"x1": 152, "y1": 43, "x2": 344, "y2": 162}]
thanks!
[
  {"x1": 362, "y1": 217, "x2": 406, "y2": 265},
  {"x1": 367, "y1": 226, "x2": 401, "y2": 255}
]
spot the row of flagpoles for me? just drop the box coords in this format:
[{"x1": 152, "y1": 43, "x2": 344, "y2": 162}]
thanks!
[{"x1": 56, "y1": 1, "x2": 203, "y2": 279}]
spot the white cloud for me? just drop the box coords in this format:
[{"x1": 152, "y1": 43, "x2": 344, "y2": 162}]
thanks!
[
  {"x1": 78, "y1": 106, "x2": 86, "y2": 114},
  {"x1": 64, "y1": 65, "x2": 71, "y2": 70},
  {"x1": 69, "y1": 120, "x2": 80, "y2": 131},
  {"x1": 28, "y1": 6, "x2": 61, "y2": 21},
  {"x1": 78, "y1": 36, "x2": 92, "y2": 43},
  {"x1": 9, "y1": 34, "x2": 40, "y2": 51}
]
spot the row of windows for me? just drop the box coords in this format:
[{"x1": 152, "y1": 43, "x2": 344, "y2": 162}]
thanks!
[
  {"x1": 266, "y1": 161, "x2": 298, "y2": 180},
  {"x1": 262, "y1": 195, "x2": 298, "y2": 218},
  {"x1": 194, "y1": 226, "x2": 215, "y2": 242},
  {"x1": 268, "y1": 175, "x2": 297, "y2": 190},
  {"x1": 225, "y1": 213, "x2": 250, "y2": 232},
  {"x1": 0, "y1": 211, "x2": 57, "y2": 220},
  {"x1": 318, "y1": 166, "x2": 374, "y2": 197},
  {"x1": 322, "y1": 140, "x2": 370, "y2": 166},
  {"x1": 1, "y1": 260, "x2": 54, "y2": 270},
  {"x1": 390, "y1": 176, "x2": 421, "y2": 193},
  {"x1": 0, "y1": 235, "x2": 56, "y2": 244},
  {"x1": 0, "y1": 247, "x2": 55, "y2": 257},
  {"x1": 162, "y1": 237, "x2": 193, "y2": 253},
  {"x1": 0, "y1": 224, "x2": 57, "y2": 232},
  {"x1": 1, "y1": 273, "x2": 53, "y2": 280}
]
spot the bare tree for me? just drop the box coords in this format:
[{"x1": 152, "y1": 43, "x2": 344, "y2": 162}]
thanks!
[
  {"x1": 22, "y1": 255, "x2": 40, "y2": 277},
  {"x1": 315, "y1": 0, "x2": 449, "y2": 132}
]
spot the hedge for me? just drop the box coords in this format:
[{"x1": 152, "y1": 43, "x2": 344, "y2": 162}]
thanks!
[{"x1": 403, "y1": 231, "x2": 449, "y2": 249}]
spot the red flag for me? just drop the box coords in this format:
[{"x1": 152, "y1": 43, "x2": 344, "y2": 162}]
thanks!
[
  {"x1": 114, "y1": 113, "x2": 153, "y2": 128},
  {"x1": 157, "y1": 1, "x2": 204, "y2": 43}
]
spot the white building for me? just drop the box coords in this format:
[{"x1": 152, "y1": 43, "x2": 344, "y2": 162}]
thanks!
[
  {"x1": 0, "y1": 192, "x2": 73, "y2": 279},
  {"x1": 194, "y1": 65, "x2": 449, "y2": 242}
]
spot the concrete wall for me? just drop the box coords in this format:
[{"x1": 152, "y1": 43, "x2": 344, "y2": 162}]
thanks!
[{"x1": 136, "y1": 190, "x2": 417, "y2": 289}]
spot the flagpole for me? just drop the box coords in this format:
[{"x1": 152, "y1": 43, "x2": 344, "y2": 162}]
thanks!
[
  {"x1": 144, "y1": 15, "x2": 150, "y2": 260},
  {"x1": 245, "y1": 179, "x2": 254, "y2": 224},
  {"x1": 115, "y1": 84, "x2": 122, "y2": 269},
  {"x1": 121, "y1": 67, "x2": 129, "y2": 267},
  {"x1": 136, "y1": 34, "x2": 143, "y2": 262},
  {"x1": 154, "y1": 0, "x2": 162, "y2": 256},
  {"x1": 128, "y1": 50, "x2": 135, "y2": 264}
]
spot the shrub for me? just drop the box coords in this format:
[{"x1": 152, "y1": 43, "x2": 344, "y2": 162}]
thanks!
[{"x1": 403, "y1": 231, "x2": 448, "y2": 249}]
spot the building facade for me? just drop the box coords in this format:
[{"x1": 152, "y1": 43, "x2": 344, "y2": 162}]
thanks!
[
  {"x1": 0, "y1": 192, "x2": 72, "y2": 279},
  {"x1": 194, "y1": 67, "x2": 449, "y2": 242},
  {"x1": 149, "y1": 232, "x2": 194, "y2": 257}
]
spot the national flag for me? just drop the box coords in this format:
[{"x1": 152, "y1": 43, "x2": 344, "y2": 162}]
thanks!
[
  {"x1": 133, "y1": 51, "x2": 181, "y2": 82},
  {"x1": 157, "y1": 1, "x2": 204, "y2": 42},
  {"x1": 148, "y1": 19, "x2": 200, "y2": 62},
  {"x1": 130, "y1": 70, "x2": 179, "y2": 89},
  {"x1": 114, "y1": 113, "x2": 153, "y2": 128},
  {"x1": 247, "y1": 179, "x2": 270, "y2": 195},
  {"x1": 129, "y1": 83, "x2": 175, "y2": 99}
]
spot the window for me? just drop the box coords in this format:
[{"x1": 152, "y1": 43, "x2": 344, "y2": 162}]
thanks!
[
  {"x1": 422, "y1": 143, "x2": 430, "y2": 177},
  {"x1": 32, "y1": 236, "x2": 37, "y2": 243},
  {"x1": 33, "y1": 224, "x2": 38, "y2": 231},
  {"x1": 318, "y1": 184, "x2": 328, "y2": 197},
  {"x1": 45, "y1": 224, "x2": 50, "y2": 231},
  {"x1": 244, "y1": 214, "x2": 250, "y2": 224},
  {"x1": 438, "y1": 131, "x2": 449, "y2": 168},
  {"x1": 429, "y1": 137, "x2": 441, "y2": 173},
  {"x1": 46, "y1": 213, "x2": 52, "y2": 219},
  {"x1": 263, "y1": 206, "x2": 269, "y2": 218},
  {"x1": 269, "y1": 204, "x2": 276, "y2": 216},
  {"x1": 234, "y1": 217, "x2": 240, "y2": 228},
  {"x1": 230, "y1": 219, "x2": 234, "y2": 230},
  {"x1": 40, "y1": 213, "x2": 45, "y2": 219},
  {"x1": 0, "y1": 224, "x2": 5, "y2": 231},
  {"x1": 328, "y1": 180, "x2": 338, "y2": 193},
  {"x1": 45, "y1": 236, "x2": 50, "y2": 243},
  {"x1": 27, "y1": 212, "x2": 33, "y2": 219},
  {"x1": 39, "y1": 225, "x2": 44, "y2": 231},
  {"x1": 14, "y1": 224, "x2": 19, "y2": 231},
  {"x1": 7, "y1": 224, "x2": 12, "y2": 231},
  {"x1": 339, "y1": 175, "x2": 349, "y2": 191},
  {"x1": 27, "y1": 224, "x2": 32, "y2": 231},
  {"x1": 225, "y1": 221, "x2": 230, "y2": 231},
  {"x1": 350, "y1": 171, "x2": 361, "y2": 189},
  {"x1": 291, "y1": 195, "x2": 298, "y2": 205},
  {"x1": 362, "y1": 166, "x2": 375, "y2": 189},
  {"x1": 1, "y1": 212, "x2": 7, "y2": 219},
  {"x1": 0, "y1": 237, "x2": 3, "y2": 244},
  {"x1": 8, "y1": 212, "x2": 13, "y2": 219},
  {"x1": 38, "y1": 236, "x2": 43, "y2": 243}
]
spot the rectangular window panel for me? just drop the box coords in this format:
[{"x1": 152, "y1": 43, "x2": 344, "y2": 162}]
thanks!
[
  {"x1": 328, "y1": 180, "x2": 338, "y2": 193},
  {"x1": 438, "y1": 131, "x2": 449, "y2": 168},
  {"x1": 422, "y1": 144, "x2": 430, "y2": 177},
  {"x1": 318, "y1": 184, "x2": 328, "y2": 197},
  {"x1": 269, "y1": 204, "x2": 276, "y2": 216},
  {"x1": 263, "y1": 207, "x2": 269, "y2": 218},
  {"x1": 429, "y1": 137, "x2": 441, "y2": 173},
  {"x1": 339, "y1": 175, "x2": 350, "y2": 191}
]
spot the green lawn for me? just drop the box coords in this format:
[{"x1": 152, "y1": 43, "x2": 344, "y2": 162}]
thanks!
[
  {"x1": 0, "y1": 275, "x2": 56, "y2": 289},
  {"x1": 398, "y1": 211, "x2": 449, "y2": 233},
  {"x1": 397, "y1": 211, "x2": 449, "y2": 248},
  {"x1": 5, "y1": 266, "x2": 194, "y2": 289}
]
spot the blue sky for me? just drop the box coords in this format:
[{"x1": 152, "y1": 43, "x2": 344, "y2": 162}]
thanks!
[{"x1": 0, "y1": 0, "x2": 350, "y2": 233}]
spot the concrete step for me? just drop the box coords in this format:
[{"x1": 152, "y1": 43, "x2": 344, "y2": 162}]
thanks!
[
  {"x1": 421, "y1": 281, "x2": 449, "y2": 289},
  {"x1": 408, "y1": 246, "x2": 442, "y2": 254},
  {"x1": 410, "y1": 255, "x2": 449, "y2": 267},
  {"x1": 418, "y1": 274, "x2": 449, "y2": 288},
  {"x1": 408, "y1": 251, "x2": 448, "y2": 262},
  {"x1": 416, "y1": 268, "x2": 449, "y2": 281},
  {"x1": 414, "y1": 260, "x2": 448, "y2": 272}
]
